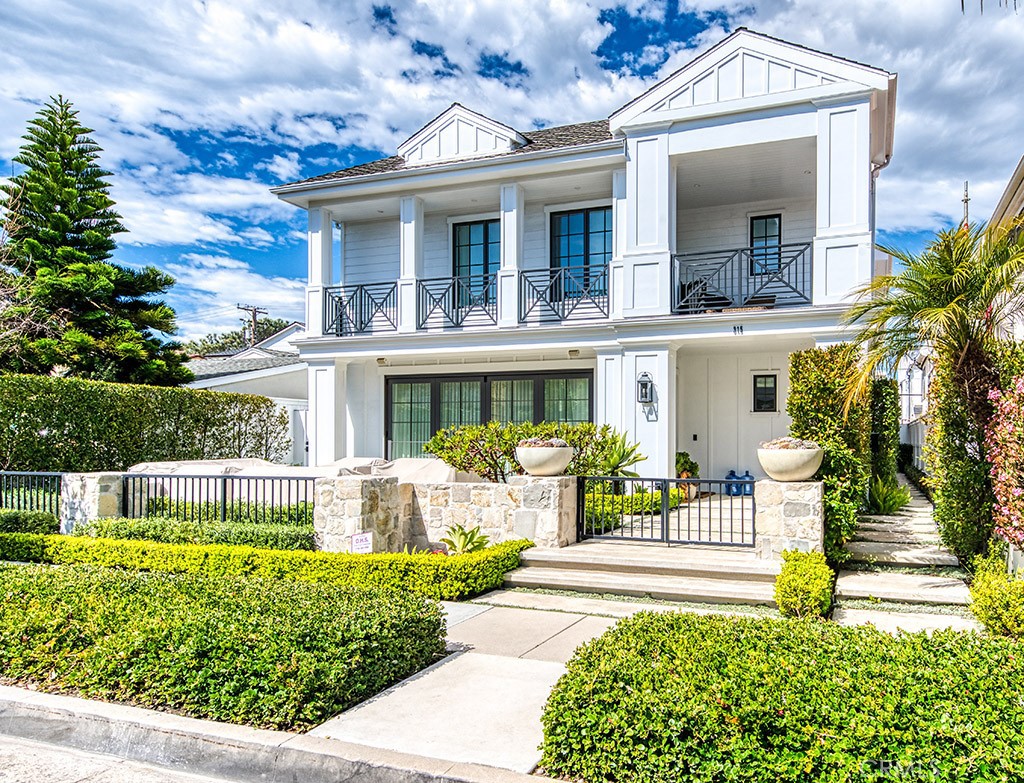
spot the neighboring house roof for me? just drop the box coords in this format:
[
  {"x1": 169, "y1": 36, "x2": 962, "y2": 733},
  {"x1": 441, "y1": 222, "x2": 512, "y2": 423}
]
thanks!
[
  {"x1": 187, "y1": 350, "x2": 302, "y2": 381},
  {"x1": 250, "y1": 321, "x2": 305, "y2": 353},
  {"x1": 282, "y1": 119, "x2": 613, "y2": 188},
  {"x1": 990, "y1": 155, "x2": 1024, "y2": 226}
]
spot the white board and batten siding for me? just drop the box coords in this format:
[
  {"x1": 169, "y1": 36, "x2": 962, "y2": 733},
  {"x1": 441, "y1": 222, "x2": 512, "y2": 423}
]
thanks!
[
  {"x1": 340, "y1": 219, "x2": 400, "y2": 286},
  {"x1": 677, "y1": 197, "x2": 815, "y2": 254}
]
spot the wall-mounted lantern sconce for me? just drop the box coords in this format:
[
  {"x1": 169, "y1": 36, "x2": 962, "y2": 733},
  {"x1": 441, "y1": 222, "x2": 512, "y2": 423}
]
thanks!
[{"x1": 637, "y1": 372, "x2": 654, "y2": 404}]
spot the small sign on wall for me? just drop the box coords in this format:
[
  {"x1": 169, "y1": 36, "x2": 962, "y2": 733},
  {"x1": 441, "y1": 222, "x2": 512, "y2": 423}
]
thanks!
[{"x1": 351, "y1": 532, "x2": 374, "y2": 554}]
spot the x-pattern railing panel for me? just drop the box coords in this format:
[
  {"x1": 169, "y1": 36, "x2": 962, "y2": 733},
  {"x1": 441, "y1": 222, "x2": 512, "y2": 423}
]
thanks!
[
  {"x1": 519, "y1": 264, "x2": 610, "y2": 322},
  {"x1": 323, "y1": 283, "x2": 398, "y2": 336},
  {"x1": 417, "y1": 273, "x2": 498, "y2": 329}
]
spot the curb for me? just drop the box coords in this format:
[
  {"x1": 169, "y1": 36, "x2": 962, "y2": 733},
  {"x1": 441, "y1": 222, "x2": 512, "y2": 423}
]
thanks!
[{"x1": 0, "y1": 685, "x2": 534, "y2": 783}]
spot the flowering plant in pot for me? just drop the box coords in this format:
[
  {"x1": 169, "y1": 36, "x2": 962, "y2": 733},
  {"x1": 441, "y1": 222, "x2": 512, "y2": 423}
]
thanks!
[
  {"x1": 515, "y1": 437, "x2": 575, "y2": 476},
  {"x1": 757, "y1": 436, "x2": 823, "y2": 481},
  {"x1": 675, "y1": 451, "x2": 700, "y2": 500}
]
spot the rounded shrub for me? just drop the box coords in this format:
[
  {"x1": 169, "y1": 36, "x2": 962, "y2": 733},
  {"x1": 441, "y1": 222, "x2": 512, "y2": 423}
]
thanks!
[
  {"x1": 774, "y1": 550, "x2": 833, "y2": 618},
  {"x1": 541, "y1": 612, "x2": 1024, "y2": 782},
  {"x1": 970, "y1": 547, "x2": 1024, "y2": 637}
]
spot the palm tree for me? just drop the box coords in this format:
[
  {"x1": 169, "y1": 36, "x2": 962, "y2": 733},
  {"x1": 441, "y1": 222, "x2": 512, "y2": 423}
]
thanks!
[{"x1": 844, "y1": 219, "x2": 1024, "y2": 438}]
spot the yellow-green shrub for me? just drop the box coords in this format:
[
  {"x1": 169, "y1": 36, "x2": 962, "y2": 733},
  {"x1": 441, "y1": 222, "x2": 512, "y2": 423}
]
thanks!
[
  {"x1": 970, "y1": 548, "x2": 1024, "y2": 637},
  {"x1": 774, "y1": 550, "x2": 834, "y2": 618}
]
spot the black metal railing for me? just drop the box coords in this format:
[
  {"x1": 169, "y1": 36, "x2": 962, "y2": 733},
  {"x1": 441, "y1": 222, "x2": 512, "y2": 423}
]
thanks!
[
  {"x1": 577, "y1": 476, "x2": 755, "y2": 547},
  {"x1": 121, "y1": 474, "x2": 316, "y2": 525},
  {"x1": 672, "y1": 242, "x2": 812, "y2": 314},
  {"x1": 0, "y1": 471, "x2": 63, "y2": 517},
  {"x1": 519, "y1": 264, "x2": 610, "y2": 322},
  {"x1": 417, "y1": 273, "x2": 498, "y2": 329},
  {"x1": 323, "y1": 282, "x2": 398, "y2": 336}
]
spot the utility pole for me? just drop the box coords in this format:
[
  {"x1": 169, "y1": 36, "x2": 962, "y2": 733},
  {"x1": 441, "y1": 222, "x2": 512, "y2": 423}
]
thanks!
[
  {"x1": 236, "y1": 303, "x2": 267, "y2": 347},
  {"x1": 962, "y1": 180, "x2": 971, "y2": 226}
]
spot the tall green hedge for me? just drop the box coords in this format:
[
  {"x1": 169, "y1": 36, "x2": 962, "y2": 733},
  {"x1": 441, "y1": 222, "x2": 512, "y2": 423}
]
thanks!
[
  {"x1": 0, "y1": 373, "x2": 289, "y2": 471},
  {"x1": 870, "y1": 377, "x2": 901, "y2": 484},
  {"x1": 787, "y1": 345, "x2": 870, "y2": 562}
]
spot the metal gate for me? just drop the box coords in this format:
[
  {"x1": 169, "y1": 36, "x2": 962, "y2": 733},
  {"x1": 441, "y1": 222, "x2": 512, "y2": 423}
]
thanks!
[{"x1": 577, "y1": 476, "x2": 756, "y2": 547}]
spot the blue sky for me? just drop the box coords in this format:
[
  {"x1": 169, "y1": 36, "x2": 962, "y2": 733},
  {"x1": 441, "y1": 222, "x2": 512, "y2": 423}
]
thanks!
[{"x1": 1, "y1": 0, "x2": 1022, "y2": 340}]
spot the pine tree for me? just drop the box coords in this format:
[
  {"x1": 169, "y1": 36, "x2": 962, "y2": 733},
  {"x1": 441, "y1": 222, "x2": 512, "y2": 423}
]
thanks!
[{"x1": 0, "y1": 96, "x2": 191, "y2": 385}]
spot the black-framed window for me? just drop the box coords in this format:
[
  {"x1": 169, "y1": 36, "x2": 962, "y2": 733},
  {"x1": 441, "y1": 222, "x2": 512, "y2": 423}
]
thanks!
[
  {"x1": 385, "y1": 371, "x2": 594, "y2": 458},
  {"x1": 453, "y1": 219, "x2": 500, "y2": 306},
  {"x1": 550, "y1": 206, "x2": 612, "y2": 300},
  {"x1": 750, "y1": 214, "x2": 782, "y2": 275},
  {"x1": 752, "y1": 374, "x2": 778, "y2": 413}
]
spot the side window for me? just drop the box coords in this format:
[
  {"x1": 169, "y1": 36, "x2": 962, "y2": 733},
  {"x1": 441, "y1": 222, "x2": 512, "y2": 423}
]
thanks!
[
  {"x1": 752, "y1": 374, "x2": 778, "y2": 413},
  {"x1": 750, "y1": 214, "x2": 782, "y2": 274}
]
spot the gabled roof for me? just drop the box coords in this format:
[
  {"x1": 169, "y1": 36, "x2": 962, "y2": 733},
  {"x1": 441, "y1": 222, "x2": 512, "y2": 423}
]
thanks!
[
  {"x1": 186, "y1": 350, "x2": 303, "y2": 381},
  {"x1": 397, "y1": 103, "x2": 527, "y2": 165},
  {"x1": 280, "y1": 119, "x2": 613, "y2": 188},
  {"x1": 610, "y1": 28, "x2": 894, "y2": 132}
]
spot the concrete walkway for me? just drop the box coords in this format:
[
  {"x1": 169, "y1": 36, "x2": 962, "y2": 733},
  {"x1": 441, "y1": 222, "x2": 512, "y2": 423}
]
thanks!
[{"x1": 834, "y1": 476, "x2": 979, "y2": 633}]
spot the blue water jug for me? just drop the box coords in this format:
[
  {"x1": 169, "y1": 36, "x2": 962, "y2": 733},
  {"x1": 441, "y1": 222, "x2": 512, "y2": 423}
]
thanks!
[
  {"x1": 724, "y1": 470, "x2": 739, "y2": 496},
  {"x1": 740, "y1": 470, "x2": 754, "y2": 495}
]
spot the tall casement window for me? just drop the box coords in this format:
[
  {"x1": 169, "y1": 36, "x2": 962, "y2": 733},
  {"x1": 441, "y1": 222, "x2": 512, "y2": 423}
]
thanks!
[
  {"x1": 550, "y1": 206, "x2": 612, "y2": 298},
  {"x1": 385, "y1": 371, "x2": 594, "y2": 458},
  {"x1": 453, "y1": 219, "x2": 500, "y2": 306},
  {"x1": 749, "y1": 214, "x2": 782, "y2": 274}
]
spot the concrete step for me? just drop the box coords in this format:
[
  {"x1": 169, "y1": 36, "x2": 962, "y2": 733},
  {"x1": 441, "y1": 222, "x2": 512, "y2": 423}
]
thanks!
[
  {"x1": 853, "y1": 529, "x2": 942, "y2": 545},
  {"x1": 520, "y1": 543, "x2": 779, "y2": 583},
  {"x1": 858, "y1": 519, "x2": 939, "y2": 533},
  {"x1": 845, "y1": 540, "x2": 959, "y2": 567},
  {"x1": 504, "y1": 566, "x2": 777, "y2": 606},
  {"x1": 832, "y1": 606, "x2": 980, "y2": 634},
  {"x1": 835, "y1": 570, "x2": 970, "y2": 606},
  {"x1": 473, "y1": 589, "x2": 762, "y2": 619}
]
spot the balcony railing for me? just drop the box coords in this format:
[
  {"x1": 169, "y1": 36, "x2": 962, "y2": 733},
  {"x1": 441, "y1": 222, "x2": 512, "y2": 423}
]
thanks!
[
  {"x1": 323, "y1": 282, "x2": 397, "y2": 336},
  {"x1": 672, "y1": 242, "x2": 812, "y2": 315},
  {"x1": 417, "y1": 273, "x2": 498, "y2": 329},
  {"x1": 519, "y1": 264, "x2": 610, "y2": 323}
]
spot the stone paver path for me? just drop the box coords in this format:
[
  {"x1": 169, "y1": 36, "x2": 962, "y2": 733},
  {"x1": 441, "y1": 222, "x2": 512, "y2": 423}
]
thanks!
[{"x1": 834, "y1": 475, "x2": 979, "y2": 633}]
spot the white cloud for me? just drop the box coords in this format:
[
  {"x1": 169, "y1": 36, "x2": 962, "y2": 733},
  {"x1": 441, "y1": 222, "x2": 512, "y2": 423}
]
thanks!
[{"x1": 256, "y1": 152, "x2": 302, "y2": 181}]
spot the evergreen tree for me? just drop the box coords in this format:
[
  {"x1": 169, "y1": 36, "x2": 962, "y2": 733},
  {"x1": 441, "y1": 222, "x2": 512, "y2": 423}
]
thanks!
[
  {"x1": 184, "y1": 317, "x2": 292, "y2": 356},
  {"x1": 0, "y1": 95, "x2": 191, "y2": 385}
]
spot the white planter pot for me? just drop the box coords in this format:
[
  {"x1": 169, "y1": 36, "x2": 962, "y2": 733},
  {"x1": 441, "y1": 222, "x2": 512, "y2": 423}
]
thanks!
[
  {"x1": 757, "y1": 448, "x2": 823, "y2": 482},
  {"x1": 515, "y1": 446, "x2": 574, "y2": 477}
]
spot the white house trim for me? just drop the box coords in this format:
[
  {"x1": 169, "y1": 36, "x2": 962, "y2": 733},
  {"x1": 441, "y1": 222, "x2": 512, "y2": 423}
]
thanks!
[
  {"x1": 397, "y1": 103, "x2": 527, "y2": 165},
  {"x1": 187, "y1": 362, "x2": 306, "y2": 390}
]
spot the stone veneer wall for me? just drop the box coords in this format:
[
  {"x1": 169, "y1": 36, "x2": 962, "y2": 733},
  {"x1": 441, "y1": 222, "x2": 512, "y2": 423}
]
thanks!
[
  {"x1": 59, "y1": 472, "x2": 124, "y2": 534},
  {"x1": 753, "y1": 480, "x2": 824, "y2": 559},
  {"x1": 313, "y1": 476, "x2": 402, "y2": 553},
  {"x1": 399, "y1": 476, "x2": 577, "y2": 550}
]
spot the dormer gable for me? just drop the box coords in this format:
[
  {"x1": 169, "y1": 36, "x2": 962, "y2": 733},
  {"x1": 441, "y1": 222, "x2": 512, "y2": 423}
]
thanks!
[
  {"x1": 611, "y1": 28, "x2": 893, "y2": 133},
  {"x1": 397, "y1": 103, "x2": 527, "y2": 165}
]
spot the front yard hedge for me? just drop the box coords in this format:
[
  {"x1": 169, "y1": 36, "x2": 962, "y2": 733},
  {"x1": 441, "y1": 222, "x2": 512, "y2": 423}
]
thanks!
[
  {"x1": 541, "y1": 612, "x2": 1024, "y2": 782},
  {"x1": 0, "y1": 534, "x2": 531, "y2": 600},
  {"x1": 74, "y1": 516, "x2": 315, "y2": 551},
  {"x1": 0, "y1": 509, "x2": 58, "y2": 534},
  {"x1": 0, "y1": 564, "x2": 445, "y2": 730}
]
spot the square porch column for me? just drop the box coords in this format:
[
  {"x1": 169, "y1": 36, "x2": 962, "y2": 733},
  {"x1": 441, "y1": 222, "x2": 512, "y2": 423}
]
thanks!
[
  {"x1": 307, "y1": 359, "x2": 348, "y2": 466},
  {"x1": 621, "y1": 131, "x2": 675, "y2": 318},
  {"x1": 497, "y1": 183, "x2": 524, "y2": 327},
  {"x1": 812, "y1": 99, "x2": 873, "y2": 305},
  {"x1": 397, "y1": 195, "x2": 424, "y2": 333},
  {"x1": 306, "y1": 207, "x2": 334, "y2": 336}
]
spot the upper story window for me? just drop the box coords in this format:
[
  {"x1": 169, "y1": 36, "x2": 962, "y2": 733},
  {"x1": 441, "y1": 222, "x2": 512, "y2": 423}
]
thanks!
[
  {"x1": 453, "y1": 219, "x2": 501, "y2": 279},
  {"x1": 551, "y1": 206, "x2": 613, "y2": 270},
  {"x1": 750, "y1": 214, "x2": 782, "y2": 275}
]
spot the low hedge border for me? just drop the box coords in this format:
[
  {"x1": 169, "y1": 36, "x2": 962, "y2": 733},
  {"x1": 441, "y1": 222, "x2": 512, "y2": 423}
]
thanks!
[
  {"x1": 75, "y1": 517, "x2": 315, "y2": 551},
  {"x1": 0, "y1": 534, "x2": 532, "y2": 601},
  {"x1": 0, "y1": 509, "x2": 58, "y2": 535},
  {"x1": 541, "y1": 612, "x2": 1024, "y2": 782},
  {"x1": 0, "y1": 564, "x2": 445, "y2": 730}
]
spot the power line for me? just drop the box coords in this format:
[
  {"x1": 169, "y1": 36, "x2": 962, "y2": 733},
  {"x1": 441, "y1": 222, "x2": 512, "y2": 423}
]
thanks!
[{"x1": 236, "y1": 303, "x2": 268, "y2": 347}]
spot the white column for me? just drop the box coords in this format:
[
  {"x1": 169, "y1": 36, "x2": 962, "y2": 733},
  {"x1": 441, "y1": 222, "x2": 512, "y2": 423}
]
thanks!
[
  {"x1": 397, "y1": 196, "x2": 424, "y2": 333},
  {"x1": 812, "y1": 99, "x2": 872, "y2": 305},
  {"x1": 307, "y1": 360, "x2": 347, "y2": 466},
  {"x1": 622, "y1": 130, "x2": 674, "y2": 318},
  {"x1": 306, "y1": 208, "x2": 334, "y2": 336},
  {"x1": 610, "y1": 169, "x2": 627, "y2": 320},
  {"x1": 623, "y1": 344, "x2": 677, "y2": 478},
  {"x1": 498, "y1": 183, "x2": 524, "y2": 327},
  {"x1": 594, "y1": 347, "x2": 626, "y2": 434}
]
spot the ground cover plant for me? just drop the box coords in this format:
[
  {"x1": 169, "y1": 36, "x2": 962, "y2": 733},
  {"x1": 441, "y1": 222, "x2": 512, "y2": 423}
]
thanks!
[
  {"x1": 0, "y1": 564, "x2": 445, "y2": 730},
  {"x1": 541, "y1": 612, "x2": 1024, "y2": 782},
  {"x1": 75, "y1": 516, "x2": 314, "y2": 551},
  {"x1": 0, "y1": 534, "x2": 531, "y2": 601}
]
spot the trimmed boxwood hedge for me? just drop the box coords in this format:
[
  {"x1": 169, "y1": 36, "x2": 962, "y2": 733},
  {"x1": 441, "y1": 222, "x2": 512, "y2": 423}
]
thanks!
[
  {"x1": 0, "y1": 564, "x2": 445, "y2": 730},
  {"x1": 143, "y1": 499, "x2": 313, "y2": 526},
  {"x1": 74, "y1": 517, "x2": 315, "y2": 551},
  {"x1": 0, "y1": 509, "x2": 58, "y2": 534},
  {"x1": 0, "y1": 534, "x2": 531, "y2": 600},
  {"x1": 541, "y1": 612, "x2": 1024, "y2": 782}
]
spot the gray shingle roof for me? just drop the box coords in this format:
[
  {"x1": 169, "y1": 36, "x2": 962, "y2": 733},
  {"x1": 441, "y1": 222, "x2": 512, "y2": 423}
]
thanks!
[
  {"x1": 187, "y1": 350, "x2": 303, "y2": 381},
  {"x1": 285, "y1": 119, "x2": 614, "y2": 188}
]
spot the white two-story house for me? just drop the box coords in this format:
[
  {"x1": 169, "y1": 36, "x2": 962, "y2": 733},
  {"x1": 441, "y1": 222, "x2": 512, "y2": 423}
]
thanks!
[{"x1": 272, "y1": 29, "x2": 897, "y2": 479}]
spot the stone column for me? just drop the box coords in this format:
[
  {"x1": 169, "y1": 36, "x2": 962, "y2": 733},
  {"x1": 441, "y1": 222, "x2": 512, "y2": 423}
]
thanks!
[
  {"x1": 313, "y1": 476, "x2": 401, "y2": 553},
  {"x1": 508, "y1": 476, "x2": 578, "y2": 548},
  {"x1": 753, "y1": 480, "x2": 824, "y2": 560},
  {"x1": 59, "y1": 472, "x2": 124, "y2": 534}
]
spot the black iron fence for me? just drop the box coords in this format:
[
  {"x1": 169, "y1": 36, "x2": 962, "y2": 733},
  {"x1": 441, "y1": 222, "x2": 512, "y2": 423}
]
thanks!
[
  {"x1": 672, "y1": 242, "x2": 812, "y2": 314},
  {"x1": 323, "y1": 282, "x2": 398, "y2": 336},
  {"x1": 0, "y1": 471, "x2": 63, "y2": 517},
  {"x1": 519, "y1": 264, "x2": 610, "y2": 322},
  {"x1": 417, "y1": 273, "x2": 499, "y2": 329},
  {"x1": 121, "y1": 473, "x2": 316, "y2": 525},
  {"x1": 578, "y1": 476, "x2": 755, "y2": 547}
]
